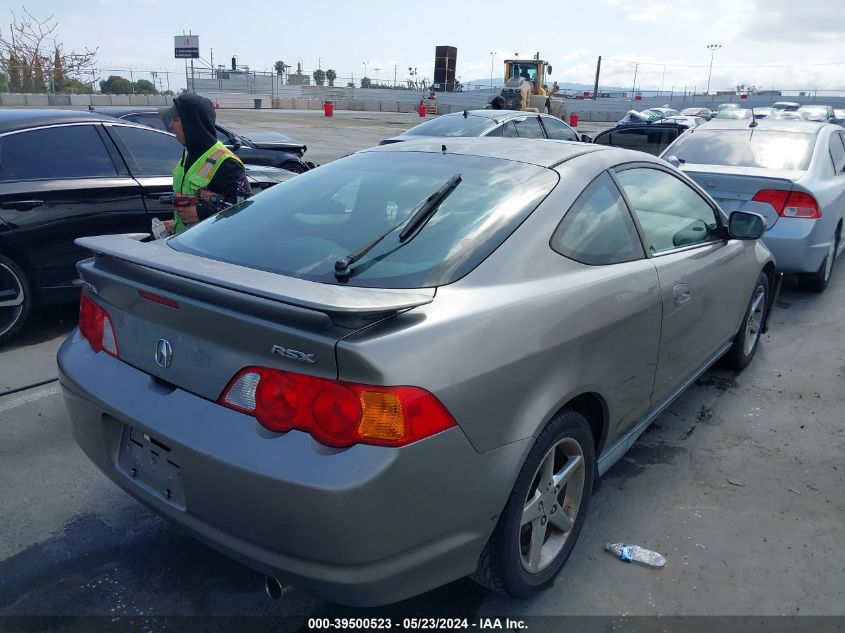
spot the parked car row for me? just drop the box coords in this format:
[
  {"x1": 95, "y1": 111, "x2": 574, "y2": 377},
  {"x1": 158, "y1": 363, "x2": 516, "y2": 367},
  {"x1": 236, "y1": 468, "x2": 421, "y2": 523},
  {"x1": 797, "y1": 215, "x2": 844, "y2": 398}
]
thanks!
[{"x1": 3, "y1": 102, "x2": 841, "y2": 609}]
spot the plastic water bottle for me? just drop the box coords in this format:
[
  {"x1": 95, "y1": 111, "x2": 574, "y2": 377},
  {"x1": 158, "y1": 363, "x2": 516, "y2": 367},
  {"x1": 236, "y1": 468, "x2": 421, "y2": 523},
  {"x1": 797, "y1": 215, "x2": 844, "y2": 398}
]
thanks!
[
  {"x1": 606, "y1": 543, "x2": 666, "y2": 568},
  {"x1": 151, "y1": 217, "x2": 169, "y2": 240}
]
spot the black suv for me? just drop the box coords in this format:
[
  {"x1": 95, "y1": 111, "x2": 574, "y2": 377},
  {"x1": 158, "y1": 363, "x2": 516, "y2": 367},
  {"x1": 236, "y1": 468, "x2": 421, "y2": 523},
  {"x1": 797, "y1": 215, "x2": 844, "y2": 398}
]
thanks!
[
  {"x1": 0, "y1": 109, "x2": 294, "y2": 344},
  {"x1": 92, "y1": 107, "x2": 312, "y2": 173}
]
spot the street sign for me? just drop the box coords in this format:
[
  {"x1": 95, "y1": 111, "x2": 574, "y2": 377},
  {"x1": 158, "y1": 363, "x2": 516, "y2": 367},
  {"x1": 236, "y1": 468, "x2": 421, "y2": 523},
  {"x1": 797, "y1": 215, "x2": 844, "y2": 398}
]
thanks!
[{"x1": 174, "y1": 35, "x2": 199, "y2": 59}]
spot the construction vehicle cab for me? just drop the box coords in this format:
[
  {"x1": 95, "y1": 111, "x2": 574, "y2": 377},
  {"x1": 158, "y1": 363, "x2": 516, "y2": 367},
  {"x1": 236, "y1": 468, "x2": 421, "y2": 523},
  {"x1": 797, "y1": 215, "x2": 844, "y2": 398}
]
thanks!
[{"x1": 501, "y1": 54, "x2": 566, "y2": 119}]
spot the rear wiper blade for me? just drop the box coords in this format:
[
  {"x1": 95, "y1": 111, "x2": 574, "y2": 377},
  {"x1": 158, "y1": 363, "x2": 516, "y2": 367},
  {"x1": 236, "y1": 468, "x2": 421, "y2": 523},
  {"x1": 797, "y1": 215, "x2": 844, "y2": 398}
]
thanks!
[{"x1": 334, "y1": 173, "x2": 462, "y2": 279}]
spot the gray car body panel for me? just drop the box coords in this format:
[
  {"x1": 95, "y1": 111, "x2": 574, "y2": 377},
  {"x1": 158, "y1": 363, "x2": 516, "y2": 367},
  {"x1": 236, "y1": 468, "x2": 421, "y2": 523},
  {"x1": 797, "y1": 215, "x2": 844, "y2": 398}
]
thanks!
[{"x1": 59, "y1": 139, "x2": 774, "y2": 605}]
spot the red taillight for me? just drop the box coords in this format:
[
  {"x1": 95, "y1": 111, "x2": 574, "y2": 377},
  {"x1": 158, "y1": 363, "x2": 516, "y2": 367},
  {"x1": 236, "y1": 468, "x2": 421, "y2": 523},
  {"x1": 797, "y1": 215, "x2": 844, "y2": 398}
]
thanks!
[
  {"x1": 78, "y1": 294, "x2": 119, "y2": 358},
  {"x1": 219, "y1": 367, "x2": 457, "y2": 448},
  {"x1": 753, "y1": 189, "x2": 821, "y2": 219}
]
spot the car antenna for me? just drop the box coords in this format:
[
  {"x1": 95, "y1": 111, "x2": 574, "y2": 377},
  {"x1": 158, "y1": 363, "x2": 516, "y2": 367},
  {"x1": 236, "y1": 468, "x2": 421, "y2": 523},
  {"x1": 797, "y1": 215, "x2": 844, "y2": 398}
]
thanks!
[
  {"x1": 463, "y1": 109, "x2": 468, "y2": 118},
  {"x1": 749, "y1": 108, "x2": 758, "y2": 128},
  {"x1": 442, "y1": 144, "x2": 447, "y2": 154}
]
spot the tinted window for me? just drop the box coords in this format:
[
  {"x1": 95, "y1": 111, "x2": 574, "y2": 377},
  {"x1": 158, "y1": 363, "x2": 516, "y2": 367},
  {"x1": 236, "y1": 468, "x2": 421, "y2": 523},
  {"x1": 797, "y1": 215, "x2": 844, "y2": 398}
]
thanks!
[
  {"x1": 110, "y1": 125, "x2": 182, "y2": 176},
  {"x1": 615, "y1": 167, "x2": 719, "y2": 254},
  {"x1": 0, "y1": 124, "x2": 117, "y2": 181},
  {"x1": 125, "y1": 114, "x2": 170, "y2": 132},
  {"x1": 831, "y1": 134, "x2": 845, "y2": 174},
  {"x1": 542, "y1": 117, "x2": 578, "y2": 141},
  {"x1": 667, "y1": 129, "x2": 816, "y2": 170},
  {"x1": 595, "y1": 128, "x2": 677, "y2": 155},
  {"x1": 551, "y1": 172, "x2": 644, "y2": 265},
  {"x1": 171, "y1": 152, "x2": 558, "y2": 288},
  {"x1": 511, "y1": 116, "x2": 544, "y2": 139},
  {"x1": 404, "y1": 114, "x2": 495, "y2": 137}
]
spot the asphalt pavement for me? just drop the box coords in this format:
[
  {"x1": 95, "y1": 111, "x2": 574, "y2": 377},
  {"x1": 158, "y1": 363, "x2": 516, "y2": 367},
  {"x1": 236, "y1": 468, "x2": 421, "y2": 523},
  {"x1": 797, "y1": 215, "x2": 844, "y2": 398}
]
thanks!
[{"x1": 0, "y1": 111, "x2": 843, "y2": 631}]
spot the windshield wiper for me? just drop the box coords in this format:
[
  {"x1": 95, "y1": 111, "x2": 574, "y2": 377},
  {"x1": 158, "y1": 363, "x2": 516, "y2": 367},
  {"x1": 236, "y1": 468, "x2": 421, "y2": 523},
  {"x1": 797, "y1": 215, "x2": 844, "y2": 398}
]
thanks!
[{"x1": 334, "y1": 173, "x2": 462, "y2": 279}]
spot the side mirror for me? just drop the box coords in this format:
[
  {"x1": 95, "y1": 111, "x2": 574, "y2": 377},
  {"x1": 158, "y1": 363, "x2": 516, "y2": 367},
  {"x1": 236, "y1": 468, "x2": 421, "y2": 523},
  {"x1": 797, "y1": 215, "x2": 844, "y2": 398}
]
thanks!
[
  {"x1": 579, "y1": 134, "x2": 593, "y2": 143},
  {"x1": 547, "y1": 65, "x2": 552, "y2": 75},
  {"x1": 664, "y1": 155, "x2": 683, "y2": 168},
  {"x1": 728, "y1": 211, "x2": 765, "y2": 240}
]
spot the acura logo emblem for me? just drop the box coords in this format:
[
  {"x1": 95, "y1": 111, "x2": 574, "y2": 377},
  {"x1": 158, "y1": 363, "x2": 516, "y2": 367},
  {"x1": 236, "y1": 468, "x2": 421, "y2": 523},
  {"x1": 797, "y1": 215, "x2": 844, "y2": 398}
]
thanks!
[{"x1": 155, "y1": 339, "x2": 173, "y2": 368}]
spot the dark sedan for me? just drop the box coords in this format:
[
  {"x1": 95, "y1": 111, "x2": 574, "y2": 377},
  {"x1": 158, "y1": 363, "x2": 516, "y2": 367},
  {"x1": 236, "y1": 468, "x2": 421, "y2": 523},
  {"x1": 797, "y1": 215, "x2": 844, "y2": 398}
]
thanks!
[
  {"x1": 0, "y1": 109, "x2": 293, "y2": 344},
  {"x1": 92, "y1": 107, "x2": 312, "y2": 173},
  {"x1": 591, "y1": 121, "x2": 691, "y2": 156},
  {"x1": 380, "y1": 110, "x2": 592, "y2": 144}
]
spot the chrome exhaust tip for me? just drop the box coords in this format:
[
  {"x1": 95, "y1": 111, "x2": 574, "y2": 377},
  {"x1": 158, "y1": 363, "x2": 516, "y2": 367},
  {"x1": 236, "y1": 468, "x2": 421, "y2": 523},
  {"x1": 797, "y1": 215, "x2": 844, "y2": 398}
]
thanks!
[{"x1": 264, "y1": 575, "x2": 284, "y2": 600}]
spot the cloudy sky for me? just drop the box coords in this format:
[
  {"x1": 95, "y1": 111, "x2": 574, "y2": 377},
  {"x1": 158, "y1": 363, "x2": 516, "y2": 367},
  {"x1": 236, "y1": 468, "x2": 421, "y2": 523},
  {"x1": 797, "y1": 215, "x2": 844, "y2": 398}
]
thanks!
[{"x1": 10, "y1": 0, "x2": 845, "y2": 93}]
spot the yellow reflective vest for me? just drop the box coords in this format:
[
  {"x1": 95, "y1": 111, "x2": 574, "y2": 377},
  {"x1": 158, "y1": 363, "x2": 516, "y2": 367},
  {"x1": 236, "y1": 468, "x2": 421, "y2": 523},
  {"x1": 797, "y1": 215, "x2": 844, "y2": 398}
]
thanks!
[{"x1": 171, "y1": 141, "x2": 242, "y2": 234}]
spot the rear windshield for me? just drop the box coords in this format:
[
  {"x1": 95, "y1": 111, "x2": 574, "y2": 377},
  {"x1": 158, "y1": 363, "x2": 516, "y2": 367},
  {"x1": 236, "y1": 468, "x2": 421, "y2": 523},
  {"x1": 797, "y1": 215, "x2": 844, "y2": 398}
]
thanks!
[
  {"x1": 666, "y1": 129, "x2": 816, "y2": 171},
  {"x1": 170, "y1": 151, "x2": 558, "y2": 288},
  {"x1": 403, "y1": 115, "x2": 496, "y2": 137}
]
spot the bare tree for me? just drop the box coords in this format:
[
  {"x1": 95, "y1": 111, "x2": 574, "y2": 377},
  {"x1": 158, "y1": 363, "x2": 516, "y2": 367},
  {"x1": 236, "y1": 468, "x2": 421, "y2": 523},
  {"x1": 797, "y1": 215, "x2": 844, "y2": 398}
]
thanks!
[{"x1": 0, "y1": 7, "x2": 97, "y2": 92}]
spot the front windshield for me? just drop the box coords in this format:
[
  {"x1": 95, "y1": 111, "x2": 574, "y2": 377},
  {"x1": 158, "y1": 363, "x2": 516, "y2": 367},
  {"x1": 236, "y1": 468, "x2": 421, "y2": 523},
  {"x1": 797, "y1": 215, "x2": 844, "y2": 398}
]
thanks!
[
  {"x1": 403, "y1": 114, "x2": 496, "y2": 138},
  {"x1": 509, "y1": 63, "x2": 538, "y2": 83},
  {"x1": 170, "y1": 151, "x2": 558, "y2": 288},
  {"x1": 666, "y1": 129, "x2": 816, "y2": 170}
]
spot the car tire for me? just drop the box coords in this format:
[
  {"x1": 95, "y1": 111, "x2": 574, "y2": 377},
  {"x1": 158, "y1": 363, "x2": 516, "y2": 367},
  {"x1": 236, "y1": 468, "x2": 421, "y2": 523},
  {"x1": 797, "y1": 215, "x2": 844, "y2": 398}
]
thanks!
[
  {"x1": 0, "y1": 254, "x2": 33, "y2": 346},
  {"x1": 798, "y1": 229, "x2": 839, "y2": 293},
  {"x1": 471, "y1": 409, "x2": 595, "y2": 598},
  {"x1": 280, "y1": 161, "x2": 306, "y2": 174},
  {"x1": 723, "y1": 272, "x2": 769, "y2": 371}
]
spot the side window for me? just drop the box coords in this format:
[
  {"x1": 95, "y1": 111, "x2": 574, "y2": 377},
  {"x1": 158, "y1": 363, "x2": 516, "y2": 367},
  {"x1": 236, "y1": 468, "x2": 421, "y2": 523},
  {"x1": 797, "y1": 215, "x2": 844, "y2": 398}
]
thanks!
[
  {"x1": 829, "y1": 134, "x2": 845, "y2": 174},
  {"x1": 615, "y1": 167, "x2": 720, "y2": 254},
  {"x1": 594, "y1": 128, "x2": 677, "y2": 155},
  {"x1": 542, "y1": 117, "x2": 578, "y2": 141},
  {"x1": 551, "y1": 171, "x2": 645, "y2": 265},
  {"x1": 501, "y1": 121, "x2": 518, "y2": 138},
  {"x1": 485, "y1": 124, "x2": 504, "y2": 138},
  {"x1": 511, "y1": 116, "x2": 544, "y2": 139},
  {"x1": 0, "y1": 125, "x2": 117, "y2": 181},
  {"x1": 109, "y1": 125, "x2": 183, "y2": 177},
  {"x1": 126, "y1": 114, "x2": 169, "y2": 132}
]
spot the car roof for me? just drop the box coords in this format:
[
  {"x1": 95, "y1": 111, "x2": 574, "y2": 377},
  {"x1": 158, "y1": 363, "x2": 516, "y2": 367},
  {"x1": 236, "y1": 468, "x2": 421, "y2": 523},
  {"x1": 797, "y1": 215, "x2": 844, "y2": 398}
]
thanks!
[
  {"x1": 696, "y1": 119, "x2": 827, "y2": 133},
  {"x1": 0, "y1": 108, "x2": 118, "y2": 134},
  {"x1": 363, "y1": 136, "x2": 609, "y2": 168},
  {"x1": 90, "y1": 106, "x2": 159, "y2": 116},
  {"x1": 422, "y1": 109, "x2": 558, "y2": 123}
]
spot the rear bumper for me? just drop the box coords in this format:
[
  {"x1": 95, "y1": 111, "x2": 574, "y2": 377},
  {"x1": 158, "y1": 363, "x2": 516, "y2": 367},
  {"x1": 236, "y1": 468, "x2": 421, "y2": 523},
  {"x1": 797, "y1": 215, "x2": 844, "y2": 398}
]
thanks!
[
  {"x1": 764, "y1": 218, "x2": 830, "y2": 274},
  {"x1": 58, "y1": 332, "x2": 529, "y2": 606}
]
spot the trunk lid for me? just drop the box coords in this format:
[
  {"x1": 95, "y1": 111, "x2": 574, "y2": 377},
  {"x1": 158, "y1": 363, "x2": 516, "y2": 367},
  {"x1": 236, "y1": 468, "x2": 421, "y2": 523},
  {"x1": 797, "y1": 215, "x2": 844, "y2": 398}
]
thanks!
[
  {"x1": 681, "y1": 164, "x2": 804, "y2": 228},
  {"x1": 75, "y1": 235, "x2": 433, "y2": 400}
]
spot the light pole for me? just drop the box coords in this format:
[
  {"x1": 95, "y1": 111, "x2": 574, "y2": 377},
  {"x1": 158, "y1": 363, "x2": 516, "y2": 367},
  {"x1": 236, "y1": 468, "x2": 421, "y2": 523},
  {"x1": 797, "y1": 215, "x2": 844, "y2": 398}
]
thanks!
[
  {"x1": 363, "y1": 61, "x2": 369, "y2": 81},
  {"x1": 706, "y1": 44, "x2": 721, "y2": 95},
  {"x1": 373, "y1": 67, "x2": 380, "y2": 84},
  {"x1": 490, "y1": 52, "x2": 495, "y2": 89}
]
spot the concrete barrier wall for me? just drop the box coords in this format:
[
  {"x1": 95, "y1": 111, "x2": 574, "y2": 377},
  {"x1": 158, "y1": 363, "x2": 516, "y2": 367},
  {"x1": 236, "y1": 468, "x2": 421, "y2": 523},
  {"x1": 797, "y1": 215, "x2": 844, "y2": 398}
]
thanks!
[{"x1": 0, "y1": 93, "x2": 176, "y2": 108}]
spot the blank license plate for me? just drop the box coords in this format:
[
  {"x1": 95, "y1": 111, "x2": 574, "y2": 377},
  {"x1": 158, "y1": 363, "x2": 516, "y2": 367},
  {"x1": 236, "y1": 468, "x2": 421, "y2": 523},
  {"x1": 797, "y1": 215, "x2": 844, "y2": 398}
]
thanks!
[{"x1": 117, "y1": 425, "x2": 186, "y2": 509}]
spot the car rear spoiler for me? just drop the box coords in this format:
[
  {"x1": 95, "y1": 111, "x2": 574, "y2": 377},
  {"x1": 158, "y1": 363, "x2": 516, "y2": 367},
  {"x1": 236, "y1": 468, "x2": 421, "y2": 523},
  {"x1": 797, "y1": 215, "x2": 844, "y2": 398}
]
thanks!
[{"x1": 75, "y1": 235, "x2": 435, "y2": 316}]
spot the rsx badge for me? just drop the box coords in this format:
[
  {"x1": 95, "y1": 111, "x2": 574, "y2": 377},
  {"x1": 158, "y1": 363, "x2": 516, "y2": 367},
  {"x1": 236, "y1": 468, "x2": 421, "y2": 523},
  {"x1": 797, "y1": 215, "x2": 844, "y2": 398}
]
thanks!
[{"x1": 271, "y1": 345, "x2": 316, "y2": 364}]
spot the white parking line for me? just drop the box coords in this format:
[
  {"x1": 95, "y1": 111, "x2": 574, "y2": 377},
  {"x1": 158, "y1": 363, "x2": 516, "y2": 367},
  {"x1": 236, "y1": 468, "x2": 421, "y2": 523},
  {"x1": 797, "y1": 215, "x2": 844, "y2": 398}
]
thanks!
[{"x1": 0, "y1": 383, "x2": 61, "y2": 414}]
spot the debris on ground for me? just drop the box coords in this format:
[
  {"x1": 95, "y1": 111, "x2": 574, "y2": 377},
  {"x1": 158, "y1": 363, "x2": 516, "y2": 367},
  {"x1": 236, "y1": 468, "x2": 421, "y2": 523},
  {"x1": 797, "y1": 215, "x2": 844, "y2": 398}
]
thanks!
[
  {"x1": 606, "y1": 543, "x2": 666, "y2": 568},
  {"x1": 789, "y1": 488, "x2": 802, "y2": 495},
  {"x1": 726, "y1": 477, "x2": 744, "y2": 487}
]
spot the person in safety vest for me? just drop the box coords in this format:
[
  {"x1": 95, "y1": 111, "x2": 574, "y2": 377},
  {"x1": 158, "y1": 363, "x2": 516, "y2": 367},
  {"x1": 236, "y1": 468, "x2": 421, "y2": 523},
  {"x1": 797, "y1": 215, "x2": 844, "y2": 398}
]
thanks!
[{"x1": 159, "y1": 94, "x2": 250, "y2": 235}]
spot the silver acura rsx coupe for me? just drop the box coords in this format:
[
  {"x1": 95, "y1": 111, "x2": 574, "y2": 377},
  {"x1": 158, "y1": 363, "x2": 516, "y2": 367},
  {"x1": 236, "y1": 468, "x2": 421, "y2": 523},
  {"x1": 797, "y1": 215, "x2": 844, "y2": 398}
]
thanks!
[{"x1": 59, "y1": 138, "x2": 776, "y2": 606}]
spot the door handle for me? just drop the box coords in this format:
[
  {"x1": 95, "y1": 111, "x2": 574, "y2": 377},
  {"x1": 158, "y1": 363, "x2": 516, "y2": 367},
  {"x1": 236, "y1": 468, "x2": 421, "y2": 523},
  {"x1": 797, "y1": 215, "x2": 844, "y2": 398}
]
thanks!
[
  {"x1": 1, "y1": 199, "x2": 45, "y2": 211},
  {"x1": 673, "y1": 283, "x2": 691, "y2": 306}
]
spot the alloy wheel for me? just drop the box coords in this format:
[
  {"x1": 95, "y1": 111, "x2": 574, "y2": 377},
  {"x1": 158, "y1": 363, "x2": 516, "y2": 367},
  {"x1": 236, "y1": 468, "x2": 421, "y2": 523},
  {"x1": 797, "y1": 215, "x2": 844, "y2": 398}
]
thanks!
[
  {"x1": 742, "y1": 284, "x2": 767, "y2": 358},
  {"x1": 519, "y1": 437, "x2": 585, "y2": 574},
  {"x1": 0, "y1": 261, "x2": 26, "y2": 338}
]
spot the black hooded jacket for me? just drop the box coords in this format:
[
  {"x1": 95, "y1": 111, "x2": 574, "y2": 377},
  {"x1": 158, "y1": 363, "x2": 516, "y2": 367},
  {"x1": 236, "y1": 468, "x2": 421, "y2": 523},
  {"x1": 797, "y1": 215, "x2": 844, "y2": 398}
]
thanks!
[{"x1": 173, "y1": 94, "x2": 249, "y2": 217}]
